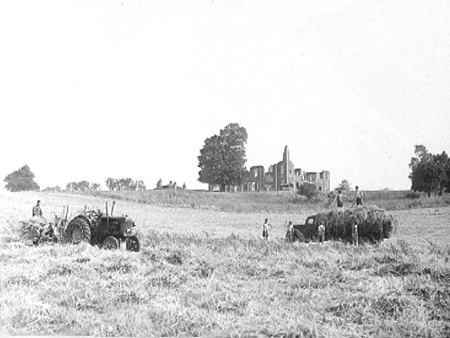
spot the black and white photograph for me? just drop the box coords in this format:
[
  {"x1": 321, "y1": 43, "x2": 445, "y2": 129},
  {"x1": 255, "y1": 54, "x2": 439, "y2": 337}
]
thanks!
[{"x1": 0, "y1": 1, "x2": 449, "y2": 337}]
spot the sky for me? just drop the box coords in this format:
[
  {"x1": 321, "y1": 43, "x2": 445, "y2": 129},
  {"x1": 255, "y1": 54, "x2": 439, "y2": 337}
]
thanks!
[{"x1": 1, "y1": 0, "x2": 449, "y2": 192}]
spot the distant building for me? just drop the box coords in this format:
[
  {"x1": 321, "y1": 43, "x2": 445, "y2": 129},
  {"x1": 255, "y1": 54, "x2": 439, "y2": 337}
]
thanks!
[
  {"x1": 208, "y1": 145, "x2": 330, "y2": 193},
  {"x1": 244, "y1": 145, "x2": 330, "y2": 192}
]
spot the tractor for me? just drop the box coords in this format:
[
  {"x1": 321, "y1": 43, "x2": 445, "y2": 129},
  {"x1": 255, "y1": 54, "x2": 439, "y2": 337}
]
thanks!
[
  {"x1": 19, "y1": 206, "x2": 70, "y2": 245},
  {"x1": 64, "y1": 201, "x2": 141, "y2": 252}
]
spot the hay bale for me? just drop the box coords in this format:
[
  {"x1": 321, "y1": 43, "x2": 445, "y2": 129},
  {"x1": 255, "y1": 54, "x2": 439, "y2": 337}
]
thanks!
[{"x1": 315, "y1": 206, "x2": 397, "y2": 242}]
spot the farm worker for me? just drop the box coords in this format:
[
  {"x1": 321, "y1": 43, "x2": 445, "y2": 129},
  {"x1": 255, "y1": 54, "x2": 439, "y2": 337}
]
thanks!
[
  {"x1": 336, "y1": 190, "x2": 351, "y2": 208},
  {"x1": 354, "y1": 186, "x2": 364, "y2": 206},
  {"x1": 318, "y1": 222, "x2": 325, "y2": 243},
  {"x1": 352, "y1": 221, "x2": 359, "y2": 246},
  {"x1": 286, "y1": 221, "x2": 294, "y2": 242},
  {"x1": 262, "y1": 218, "x2": 272, "y2": 241},
  {"x1": 32, "y1": 200, "x2": 43, "y2": 217}
]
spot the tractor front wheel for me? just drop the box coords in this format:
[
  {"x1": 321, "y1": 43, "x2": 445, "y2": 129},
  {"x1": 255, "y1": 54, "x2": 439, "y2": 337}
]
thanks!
[
  {"x1": 126, "y1": 236, "x2": 141, "y2": 252},
  {"x1": 66, "y1": 218, "x2": 91, "y2": 244},
  {"x1": 103, "y1": 236, "x2": 120, "y2": 250}
]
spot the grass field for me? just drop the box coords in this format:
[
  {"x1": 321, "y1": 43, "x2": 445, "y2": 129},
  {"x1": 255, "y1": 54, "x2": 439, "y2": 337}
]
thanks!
[
  {"x1": 0, "y1": 191, "x2": 449, "y2": 337},
  {"x1": 89, "y1": 188, "x2": 450, "y2": 213}
]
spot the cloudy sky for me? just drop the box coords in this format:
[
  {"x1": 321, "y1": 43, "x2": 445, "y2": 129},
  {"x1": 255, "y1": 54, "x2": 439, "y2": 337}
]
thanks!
[{"x1": 1, "y1": 0, "x2": 449, "y2": 191}]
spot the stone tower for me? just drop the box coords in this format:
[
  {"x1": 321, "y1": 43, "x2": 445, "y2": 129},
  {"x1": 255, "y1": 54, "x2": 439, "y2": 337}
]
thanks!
[{"x1": 283, "y1": 145, "x2": 289, "y2": 180}]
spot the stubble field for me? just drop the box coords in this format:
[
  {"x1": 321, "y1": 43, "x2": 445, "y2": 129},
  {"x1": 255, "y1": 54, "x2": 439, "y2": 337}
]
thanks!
[{"x1": 0, "y1": 191, "x2": 449, "y2": 337}]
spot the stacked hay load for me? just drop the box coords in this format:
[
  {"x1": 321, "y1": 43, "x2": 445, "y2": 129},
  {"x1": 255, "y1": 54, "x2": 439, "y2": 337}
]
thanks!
[{"x1": 315, "y1": 206, "x2": 398, "y2": 243}]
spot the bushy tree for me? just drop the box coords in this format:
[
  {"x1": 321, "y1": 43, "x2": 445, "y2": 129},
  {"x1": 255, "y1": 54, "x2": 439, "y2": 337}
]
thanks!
[
  {"x1": 409, "y1": 145, "x2": 449, "y2": 196},
  {"x1": 66, "y1": 181, "x2": 100, "y2": 192},
  {"x1": 66, "y1": 182, "x2": 77, "y2": 192},
  {"x1": 136, "y1": 180, "x2": 146, "y2": 191},
  {"x1": 77, "y1": 180, "x2": 90, "y2": 192},
  {"x1": 297, "y1": 182, "x2": 318, "y2": 200},
  {"x1": 119, "y1": 177, "x2": 134, "y2": 190},
  {"x1": 336, "y1": 179, "x2": 351, "y2": 192},
  {"x1": 106, "y1": 177, "x2": 119, "y2": 191},
  {"x1": 3, "y1": 165, "x2": 40, "y2": 192},
  {"x1": 42, "y1": 186, "x2": 62, "y2": 193},
  {"x1": 106, "y1": 177, "x2": 145, "y2": 191},
  {"x1": 198, "y1": 123, "x2": 248, "y2": 191}
]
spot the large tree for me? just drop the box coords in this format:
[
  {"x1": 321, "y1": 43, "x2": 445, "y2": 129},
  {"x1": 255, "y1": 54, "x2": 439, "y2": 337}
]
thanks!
[
  {"x1": 198, "y1": 123, "x2": 248, "y2": 191},
  {"x1": 409, "y1": 145, "x2": 449, "y2": 196},
  {"x1": 297, "y1": 182, "x2": 318, "y2": 200},
  {"x1": 4, "y1": 165, "x2": 40, "y2": 192},
  {"x1": 336, "y1": 179, "x2": 351, "y2": 192}
]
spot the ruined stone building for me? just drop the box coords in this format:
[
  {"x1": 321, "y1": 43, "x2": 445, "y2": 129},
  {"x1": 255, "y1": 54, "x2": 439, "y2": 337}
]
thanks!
[{"x1": 245, "y1": 145, "x2": 330, "y2": 192}]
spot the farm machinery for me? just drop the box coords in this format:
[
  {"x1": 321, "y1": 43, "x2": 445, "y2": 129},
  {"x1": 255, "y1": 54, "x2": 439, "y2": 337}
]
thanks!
[
  {"x1": 19, "y1": 206, "x2": 70, "y2": 245},
  {"x1": 20, "y1": 202, "x2": 141, "y2": 252}
]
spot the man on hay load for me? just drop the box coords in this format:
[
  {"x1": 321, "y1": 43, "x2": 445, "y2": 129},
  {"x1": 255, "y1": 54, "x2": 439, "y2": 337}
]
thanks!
[
  {"x1": 330, "y1": 186, "x2": 363, "y2": 209},
  {"x1": 354, "y1": 186, "x2": 364, "y2": 206},
  {"x1": 336, "y1": 190, "x2": 352, "y2": 208}
]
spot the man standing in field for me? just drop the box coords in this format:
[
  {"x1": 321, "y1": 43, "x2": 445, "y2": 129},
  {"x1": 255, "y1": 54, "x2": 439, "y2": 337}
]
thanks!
[
  {"x1": 354, "y1": 186, "x2": 364, "y2": 206},
  {"x1": 32, "y1": 200, "x2": 42, "y2": 217},
  {"x1": 285, "y1": 221, "x2": 294, "y2": 242},
  {"x1": 262, "y1": 218, "x2": 272, "y2": 241},
  {"x1": 352, "y1": 221, "x2": 359, "y2": 246},
  {"x1": 318, "y1": 222, "x2": 325, "y2": 243}
]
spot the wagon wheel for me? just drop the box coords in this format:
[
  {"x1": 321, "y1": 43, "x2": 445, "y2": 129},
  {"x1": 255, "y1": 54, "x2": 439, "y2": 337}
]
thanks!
[
  {"x1": 103, "y1": 236, "x2": 120, "y2": 250},
  {"x1": 65, "y1": 218, "x2": 91, "y2": 244},
  {"x1": 126, "y1": 236, "x2": 141, "y2": 252},
  {"x1": 368, "y1": 234, "x2": 377, "y2": 244},
  {"x1": 293, "y1": 230, "x2": 305, "y2": 243}
]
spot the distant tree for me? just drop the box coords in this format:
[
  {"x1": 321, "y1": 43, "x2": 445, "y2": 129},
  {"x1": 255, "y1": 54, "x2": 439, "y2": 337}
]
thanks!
[
  {"x1": 182, "y1": 182, "x2": 186, "y2": 190},
  {"x1": 90, "y1": 183, "x2": 101, "y2": 191},
  {"x1": 65, "y1": 181, "x2": 91, "y2": 192},
  {"x1": 297, "y1": 182, "x2": 318, "y2": 200},
  {"x1": 106, "y1": 177, "x2": 145, "y2": 191},
  {"x1": 136, "y1": 180, "x2": 146, "y2": 191},
  {"x1": 105, "y1": 177, "x2": 118, "y2": 191},
  {"x1": 336, "y1": 179, "x2": 351, "y2": 192},
  {"x1": 4, "y1": 165, "x2": 40, "y2": 192},
  {"x1": 198, "y1": 123, "x2": 248, "y2": 192},
  {"x1": 446, "y1": 158, "x2": 450, "y2": 193},
  {"x1": 118, "y1": 177, "x2": 134, "y2": 190},
  {"x1": 156, "y1": 179, "x2": 162, "y2": 190},
  {"x1": 409, "y1": 145, "x2": 449, "y2": 196},
  {"x1": 77, "y1": 180, "x2": 90, "y2": 192},
  {"x1": 42, "y1": 186, "x2": 61, "y2": 193},
  {"x1": 66, "y1": 182, "x2": 78, "y2": 192}
]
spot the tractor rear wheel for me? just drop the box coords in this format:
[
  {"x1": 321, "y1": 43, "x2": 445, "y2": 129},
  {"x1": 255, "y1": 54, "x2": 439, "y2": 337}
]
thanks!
[
  {"x1": 126, "y1": 236, "x2": 141, "y2": 252},
  {"x1": 66, "y1": 218, "x2": 91, "y2": 244},
  {"x1": 103, "y1": 236, "x2": 120, "y2": 250}
]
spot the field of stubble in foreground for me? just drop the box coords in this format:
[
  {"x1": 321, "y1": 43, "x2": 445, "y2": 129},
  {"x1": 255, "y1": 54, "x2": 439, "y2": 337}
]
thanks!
[{"x1": 0, "y1": 192, "x2": 449, "y2": 338}]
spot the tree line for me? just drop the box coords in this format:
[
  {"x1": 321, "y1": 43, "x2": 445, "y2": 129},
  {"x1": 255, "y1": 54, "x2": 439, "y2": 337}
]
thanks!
[
  {"x1": 2, "y1": 166, "x2": 146, "y2": 193},
  {"x1": 3, "y1": 137, "x2": 449, "y2": 197}
]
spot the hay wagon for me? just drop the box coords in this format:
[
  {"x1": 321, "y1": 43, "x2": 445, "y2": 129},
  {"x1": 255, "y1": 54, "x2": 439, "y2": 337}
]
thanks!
[{"x1": 290, "y1": 206, "x2": 398, "y2": 243}]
